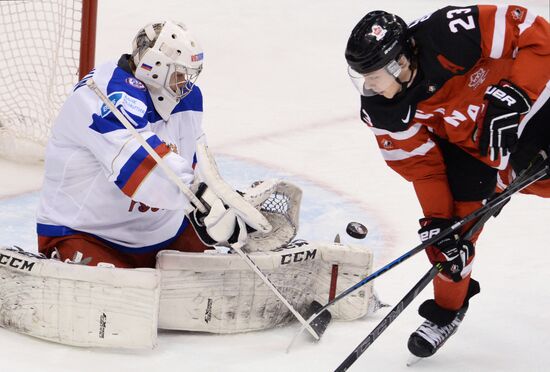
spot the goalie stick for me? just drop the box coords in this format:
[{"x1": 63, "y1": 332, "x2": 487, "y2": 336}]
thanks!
[
  {"x1": 287, "y1": 150, "x2": 550, "y2": 352},
  {"x1": 86, "y1": 78, "x2": 321, "y2": 341}
]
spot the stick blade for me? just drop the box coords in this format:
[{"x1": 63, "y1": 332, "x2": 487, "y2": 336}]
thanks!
[{"x1": 306, "y1": 300, "x2": 332, "y2": 340}]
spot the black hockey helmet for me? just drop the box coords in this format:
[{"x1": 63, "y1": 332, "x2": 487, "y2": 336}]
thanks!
[{"x1": 345, "y1": 11, "x2": 411, "y2": 74}]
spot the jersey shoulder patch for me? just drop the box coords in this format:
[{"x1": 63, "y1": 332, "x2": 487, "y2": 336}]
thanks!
[
  {"x1": 99, "y1": 91, "x2": 148, "y2": 119},
  {"x1": 88, "y1": 68, "x2": 153, "y2": 134},
  {"x1": 104, "y1": 68, "x2": 151, "y2": 118}
]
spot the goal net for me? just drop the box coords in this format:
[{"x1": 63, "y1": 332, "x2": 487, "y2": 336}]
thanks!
[{"x1": 0, "y1": 0, "x2": 96, "y2": 163}]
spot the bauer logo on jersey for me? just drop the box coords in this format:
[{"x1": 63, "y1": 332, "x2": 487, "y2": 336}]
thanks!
[
  {"x1": 369, "y1": 25, "x2": 387, "y2": 41},
  {"x1": 100, "y1": 92, "x2": 147, "y2": 119},
  {"x1": 125, "y1": 77, "x2": 146, "y2": 90}
]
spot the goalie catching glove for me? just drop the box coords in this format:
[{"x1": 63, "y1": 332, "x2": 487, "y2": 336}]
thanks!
[
  {"x1": 188, "y1": 144, "x2": 272, "y2": 248},
  {"x1": 418, "y1": 218, "x2": 475, "y2": 282}
]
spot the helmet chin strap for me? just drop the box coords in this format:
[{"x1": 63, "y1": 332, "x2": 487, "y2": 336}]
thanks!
[
  {"x1": 395, "y1": 77, "x2": 409, "y2": 93},
  {"x1": 394, "y1": 66, "x2": 416, "y2": 93}
]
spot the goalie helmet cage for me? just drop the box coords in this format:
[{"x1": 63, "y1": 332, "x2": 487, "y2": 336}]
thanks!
[{"x1": 0, "y1": 0, "x2": 97, "y2": 163}]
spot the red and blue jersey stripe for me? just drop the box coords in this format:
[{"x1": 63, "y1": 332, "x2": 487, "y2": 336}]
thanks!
[{"x1": 115, "y1": 135, "x2": 171, "y2": 197}]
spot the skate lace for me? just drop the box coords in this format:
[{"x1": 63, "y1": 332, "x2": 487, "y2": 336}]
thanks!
[{"x1": 415, "y1": 317, "x2": 462, "y2": 348}]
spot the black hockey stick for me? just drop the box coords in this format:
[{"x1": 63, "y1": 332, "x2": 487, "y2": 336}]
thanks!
[
  {"x1": 287, "y1": 151, "x2": 549, "y2": 351},
  {"x1": 333, "y1": 188, "x2": 505, "y2": 371},
  {"x1": 334, "y1": 266, "x2": 438, "y2": 372}
]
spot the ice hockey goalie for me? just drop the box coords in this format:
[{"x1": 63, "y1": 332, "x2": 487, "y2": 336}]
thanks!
[{"x1": 0, "y1": 180, "x2": 378, "y2": 349}]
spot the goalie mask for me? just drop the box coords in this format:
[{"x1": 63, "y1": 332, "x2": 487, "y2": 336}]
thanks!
[{"x1": 131, "y1": 21, "x2": 203, "y2": 120}]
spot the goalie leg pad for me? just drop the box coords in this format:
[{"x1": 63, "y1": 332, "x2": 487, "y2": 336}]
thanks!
[
  {"x1": 0, "y1": 247, "x2": 160, "y2": 348},
  {"x1": 315, "y1": 241, "x2": 376, "y2": 320},
  {"x1": 156, "y1": 240, "x2": 374, "y2": 333},
  {"x1": 157, "y1": 247, "x2": 316, "y2": 333}
]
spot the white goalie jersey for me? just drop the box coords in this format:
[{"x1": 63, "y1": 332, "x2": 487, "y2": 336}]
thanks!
[{"x1": 37, "y1": 56, "x2": 204, "y2": 251}]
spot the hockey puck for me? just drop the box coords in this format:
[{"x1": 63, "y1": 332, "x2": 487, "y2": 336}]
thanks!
[{"x1": 346, "y1": 221, "x2": 368, "y2": 239}]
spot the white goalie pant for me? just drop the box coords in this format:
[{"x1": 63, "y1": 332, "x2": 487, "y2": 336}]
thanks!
[
  {"x1": 157, "y1": 241, "x2": 374, "y2": 333},
  {"x1": 0, "y1": 247, "x2": 160, "y2": 348}
]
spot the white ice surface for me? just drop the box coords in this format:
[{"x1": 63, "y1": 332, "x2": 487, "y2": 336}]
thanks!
[{"x1": 0, "y1": 1, "x2": 549, "y2": 371}]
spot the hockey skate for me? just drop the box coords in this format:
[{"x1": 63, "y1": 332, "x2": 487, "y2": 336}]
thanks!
[
  {"x1": 408, "y1": 277, "x2": 480, "y2": 359},
  {"x1": 407, "y1": 303, "x2": 467, "y2": 358}
]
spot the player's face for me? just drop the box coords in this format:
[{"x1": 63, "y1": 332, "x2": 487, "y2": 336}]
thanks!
[
  {"x1": 348, "y1": 59, "x2": 404, "y2": 98},
  {"x1": 362, "y1": 69, "x2": 400, "y2": 97},
  {"x1": 169, "y1": 71, "x2": 187, "y2": 93},
  {"x1": 167, "y1": 63, "x2": 202, "y2": 99}
]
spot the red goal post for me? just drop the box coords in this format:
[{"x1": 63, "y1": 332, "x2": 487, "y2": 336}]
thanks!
[
  {"x1": 0, "y1": 0, "x2": 97, "y2": 163},
  {"x1": 80, "y1": 0, "x2": 97, "y2": 80}
]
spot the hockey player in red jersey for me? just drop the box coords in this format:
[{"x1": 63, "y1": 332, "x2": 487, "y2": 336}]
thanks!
[{"x1": 345, "y1": 5, "x2": 550, "y2": 358}]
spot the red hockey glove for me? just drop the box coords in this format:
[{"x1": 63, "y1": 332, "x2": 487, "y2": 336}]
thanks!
[
  {"x1": 418, "y1": 218, "x2": 475, "y2": 282},
  {"x1": 474, "y1": 80, "x2": 531, "y2": 161}
]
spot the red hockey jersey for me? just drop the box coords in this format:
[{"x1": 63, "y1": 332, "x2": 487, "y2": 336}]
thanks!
[{"x1": 359, "y1": 5, "x2": 550, "y2": 219}]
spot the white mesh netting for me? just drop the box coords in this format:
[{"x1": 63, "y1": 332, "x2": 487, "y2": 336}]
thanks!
[
  {"x1": 0, "y1": 0, "x2": 83, "y2": 162},
  {"x1": 245, "y1": 181, "x2": 302, "y2": 252}
]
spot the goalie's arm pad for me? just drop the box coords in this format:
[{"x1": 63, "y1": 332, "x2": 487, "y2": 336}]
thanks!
[{"x1": 195, "y1": 144, "x2": 271, "y2": 233}]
